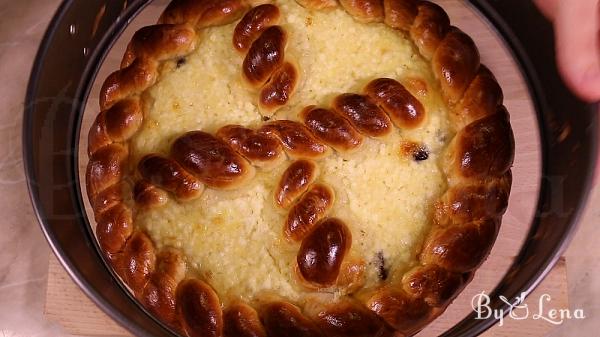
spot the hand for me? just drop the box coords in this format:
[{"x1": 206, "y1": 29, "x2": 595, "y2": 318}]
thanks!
[{"x1": 534, "y1": 0, "x2": 600, "y2": 102}]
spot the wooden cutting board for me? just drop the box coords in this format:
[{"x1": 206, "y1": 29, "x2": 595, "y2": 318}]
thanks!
[{"x1": 46, "y1": 0, "x2": 563, "y2": 336}]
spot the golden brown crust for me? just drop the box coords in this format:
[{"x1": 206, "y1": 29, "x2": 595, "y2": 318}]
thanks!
[
  {"x1": 100, "y1": 58, "x2": 158, "y2": 111},
  {"x1": 452, "y1": 66, "x2": 503, "y2": 130},
  {"x1": 233, "y1": 4, "x2": 281, "y2": 52},
  {"x1": 140, "y1": 249, "x2": 186, "y2": 327},
  {"x1": 297, "y1": 218, "x2": 352, "y2": 287},
  {"x1": 96, "y1": 202, "x2": 133, "y2": 256},
  {"x1": 335, "y1": 258, "x2": 367, "y2": 293},
  {"x1": 88, "y1": 110, "x2": 112, "y2": 157},
  {"x1": 86, "y1": 144, "x2": 128, "y2": 201},
  {"x1": 275, "y1": 159, "x2": 319, "y2": 209},
  {"x1": 103, "y1": 98, "x2": 144, "y2": 142},
  {"x1": 409, "y1": 2, "x2": 450, "y2": 60},
  {"x1": 421, "y1": 218, "x2": 499, "y2": 273},
  {"x1": 216, "y1": 124, "x2": 286, "y2": 168},
  {"x1": 171, "y1": 131, "x2": 256, "y2": 189},
  {"x1": 121, "y1": 24, "x2": 198, "y2": 68},
  {"x1": 383, "y1": 0, "x2": 418, "y2": 31},
  {"x1": 86, "y1": 1, "x2": 516, "y2": 334},
  {"x1": 138, "y1": 154, "x2": 205, "y2": 200},
  {"x1": 90, "y1": 103, "x2": 144, "y2": 163},
  {"x1": 259, "y1": 120, "x2": 331, "y2": 159},
  {"x1": 142, "y1": 272, "x2": 180, "y2": 327},
  {"x1": 243, "y1": 25, "x2": 287, "y2": 87},
  {"x1": 435, "y1": 170, "x2": 512, "y2": 226},
  {"x1": 366, "y1": 288, "x2": 433, "y2": 334},
  {"x1": 295, "y1": 0, "x2": 338, "y2": 10},
  {"x1": 339, "y1": 0, "x2": 384, "y2": 23},
  {"x1": 444, "y1": 106, "x2": 514, "y2": 180},
  {"x1": 160, "y1": 0, "x2": 249, "y2": 27},
  {"x1": 300, "y1": 106, "x2": 364, "y2": 152},
  {"x1": 114, "y1": 231, "x2": 156, "y2": 296},
  {"x1": 285, "y1": 183, "x2": 335, "y2": 241},
  {"x1": 331, "y1": 93, "x2": 392, "y2": 138},
  {"x1": 306, "y1": 299, "x2": 392, "y2": 337},
  {"x1": 176, "y1": 278, "x2": 223, "y2": 337},
  {"x1": 90, "y1": 182, "x2": 125, "y2": 219},
  {"x1": 133, "y1": 180, "x2": 169, "y2": 209},
  {"x1": 365, "y1": 78, "x2": 426, "y2": 129},
  {"x1": 224, "y1": 302, "x2": 267, "y2": 337},
  {"x1": 261, "y1": 301, "x2": 323, "y2": 337},
  {"x1": 259, "y1": 61, "x2": 299, "y2": 113},
  {"x1": 432, "y1": 28, "x2": 481, "y2": 104},
  {"x1": 236, "y1": 4, "x2": 298, "y2": 113},
  {"x1": 401, "y1": 264, "x2": 465, "y2": 307}
]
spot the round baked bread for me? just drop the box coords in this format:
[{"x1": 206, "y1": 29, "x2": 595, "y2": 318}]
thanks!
[{"x1": 85, "y1": 0, "x2": 515, "y2": 336}]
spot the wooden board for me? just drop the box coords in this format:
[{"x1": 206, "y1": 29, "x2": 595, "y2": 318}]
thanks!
[
  {"x1": 45, "y1": 254, "x2": 568, "y2": 336},
  {"x1": 48, "y1": 0, "x2": 554, "y2": 336}
]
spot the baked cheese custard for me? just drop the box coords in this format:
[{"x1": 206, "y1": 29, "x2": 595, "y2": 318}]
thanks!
[{"x1": 86, "y1": 0, "x2": 515, "y2": 336}]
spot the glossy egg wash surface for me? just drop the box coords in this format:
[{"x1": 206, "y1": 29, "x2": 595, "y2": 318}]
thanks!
[{"x1": 129, "y1": 0, "x2": 451, "y2": 304}]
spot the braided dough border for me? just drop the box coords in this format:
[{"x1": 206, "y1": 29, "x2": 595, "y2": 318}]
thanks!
[{"x1": 85, "y1": 0, "x2": 515, "y2": 336}]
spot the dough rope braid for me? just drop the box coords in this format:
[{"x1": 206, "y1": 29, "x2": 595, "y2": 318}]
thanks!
[
  {"x1": 234, "y1": 4, "x2": 301, "y2": 114},
  {"x1": 85, "y1": 1, "x2": 515, "y2": 336}
]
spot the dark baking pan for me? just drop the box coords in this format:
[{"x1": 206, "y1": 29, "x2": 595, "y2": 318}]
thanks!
[{"x1": 23, "y1": 0, "x2": 598, "y2": 336}]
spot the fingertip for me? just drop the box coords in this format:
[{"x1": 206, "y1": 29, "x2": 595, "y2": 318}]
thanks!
[
  {"x1": 559, "y1": 65, "x2": 600, "y2": 102},
  {"x1": 552, "y1": 0, "x2": 600, "y2": 102}
]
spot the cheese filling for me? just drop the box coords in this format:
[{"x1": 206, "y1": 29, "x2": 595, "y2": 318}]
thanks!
[{"x1": 130, "y1": 0, "x2": 451, "y2": 303}]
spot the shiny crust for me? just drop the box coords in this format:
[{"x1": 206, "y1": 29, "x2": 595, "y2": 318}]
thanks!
[
  {"x1": 90, "y1": 182, "x2": 125, "y2": 219},
  {"x1": 300, "y1": 106, "x2": 364, "y2": 152},
  {"x1": 96, "y1": 202, "x2": 133, "y2": 256},
  {"x1": 409, "y1": 1, "x2": 450, "y2": 60},
  {"x1": 100, "y1": 57, "x2": 158, "y2": 111},
  {"x1": 285, "y1": 183, "x2": 335, "y2": 241},
  {"x1": 121, "y1": 24, "x2": 197, "y2": 68},
  {"x1": 296, "y1": 217, "x2": 351, "y2": 287},
  {"x1": 366, "y1": 288, "x2": 433, "y2": 334},
  {"x1": 274, "y1": 159, "x2": 319, "y2": 209},
  {"x1": 259, "y1": 61, "x2": 299, "y2": 113},
  {"x1": 401, "y1": 264, "x2": 466, "y2": 307},
  {"x1": 141, "y1": 249, "x2": 186, "y2": 327},
  {"x1": 365, "y1": 78, "x2": 426, "y2": 129},
  {"x1": 224, "y1": 302, "x2": 267, "y2": 337},
  {"x1": 171, "y1": 131, "x2": 256, "y2": 189},
  {"x1": 233, "y1": 4, "x2": 280, "y2": 52},
  {"x1": 176, "y1": 278, "x2": 223, "y2": 337},
  {"x1": 216, "y1": 124, "x2": 285, "y2": 168},
  {"x1": 236, "y1": 6, "x2": 299, "y2": 113},
  {"x1": 432, "y1": 28, "x2": 480, "y2": 104},
  {"x1": 295, "y1": 0, "x2": 338, "y2": 10},
  {"x1": 114, "y1": 231, "x2": 156, "y2": 296},
  {"x1": 421, "y1": 218, "x2": 500, "y2": 273},
  {"x1": 383, "y1": 0, "x2": 417, "y2": 30},
  {"x1": 159, "y1": 0, "x2": 249, "y2": 27},
  {"x1": 331, "y1": 93, "x2": 392, "y2": 138},
  {"x1": 305, "y1": 299, "x2": 392, "y2": 337},
  {"x1": 88, "y1": 98, "x2": 143, "y2": 155},
  {"x1": 86, "y1": 143, "x2": 128, "y2": 201},
  {"x1": 260, "y1": 301, "x2": 323, "y2": 337},
  {"x1": 444, "y1": 106, "x2": 514, "y2": 180},
  {"x1": 434, "y1": 170, "x2": 512, "y2": 226},
  {"x1": 85, "y1": 1, "x2": 515, "y2": 336},
  {"x1": 339, "y1": 0, "x2": 384, "y2": 23},
  {"x1": 243, "y1": 26, "x2": 287, "y2": 87},
  {"x1": 133, "y1": 180, "x2": 169, "y2": 209},
  {"x1": 138, "y1": 154, "x2": 205, "y2": 200},
  {"x1": 259, "y1": 120, "x2": 331, "y2": 159}
]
